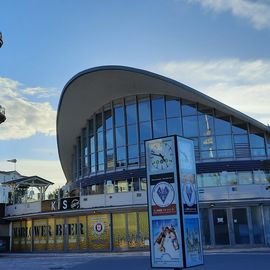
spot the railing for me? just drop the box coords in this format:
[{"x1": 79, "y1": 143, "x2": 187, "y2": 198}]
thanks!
[{"x1": 5, "y1": 201, "x2": 41, "y2": 216}]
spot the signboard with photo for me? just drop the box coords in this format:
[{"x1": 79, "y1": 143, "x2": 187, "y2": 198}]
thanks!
[{"x1": 146, "y1": 136, "x2": 203, "y2": 269}]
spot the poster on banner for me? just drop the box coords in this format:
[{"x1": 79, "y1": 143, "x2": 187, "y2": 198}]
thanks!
[
  {"x1": 184, "y1": 218, "x2": 203, "y2": 266},
  {"x1": 181, "y1": 174, "x2": 198, "y2": 215},
  {"x1": 150, "y1": 173, "x2": 177, "y2": 216},
  {"x1": 178, "y1": 139, "x2": 195, "y2": 173},
  {"x1": 152, "y1": 219, "x2": 182, "y2": 266}
]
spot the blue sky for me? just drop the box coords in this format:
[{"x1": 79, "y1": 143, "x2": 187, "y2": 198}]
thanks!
[{"x1": 0, "y1": 0, "x2": 270, "y2": 190}]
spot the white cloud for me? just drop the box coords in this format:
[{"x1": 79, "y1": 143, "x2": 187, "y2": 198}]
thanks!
[
  {"x1": 23, "y1": 87, "x2": 58, "y2": 98},
  {"x1": 0, "y1": 77, "x2": 57, "y2": 140},
  {"x1": 188, "y1": 0, "x2": 270, "y2": 30},
  {"x1": 152, "y1": 58, "x2": 270, "y2": 125},
  {"x1": 0, "y1": 159, "x2": 66, "y2": 193}
]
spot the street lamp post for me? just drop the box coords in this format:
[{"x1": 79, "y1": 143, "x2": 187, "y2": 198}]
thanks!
[{"x1": 0, "y1": 32, "x2": 3, "y2": 48}]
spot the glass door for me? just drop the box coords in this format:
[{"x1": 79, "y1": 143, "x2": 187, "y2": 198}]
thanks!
[
  {"x1": 212, "y1": 209, "x2": 230, "y2": 245},
  {"x1": 232, "y1": 208, "x2": 250, "y2": 244}
]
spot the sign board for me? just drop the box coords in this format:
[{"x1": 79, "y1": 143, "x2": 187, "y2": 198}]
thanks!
[
  {"x1": 60, "y1": 197, "x2": 80, "y2": 211},
  {"x1": 41, "y1": 199, "x2": 58, "y2": 212},
  {"x1": 145, "y1": 135, "x2": 203, "y2": 269}
]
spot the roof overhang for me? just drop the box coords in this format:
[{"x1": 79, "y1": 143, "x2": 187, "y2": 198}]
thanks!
[
  {"x1": 4, "y1": 176, "x2": 54, "y2": 189},
  {"x1": 57, "y1": 66, "x2": 270, "y2": 182}
]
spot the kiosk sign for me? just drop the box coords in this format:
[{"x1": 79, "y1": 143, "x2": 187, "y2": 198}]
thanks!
[{"x1": 145, "y1": 136, "x2": 203, "y2": 269}]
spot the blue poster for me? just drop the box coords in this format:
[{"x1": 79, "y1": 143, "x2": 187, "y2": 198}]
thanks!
[{"x1": 184, "y1": 218, "x2": 203, "y2": 266}]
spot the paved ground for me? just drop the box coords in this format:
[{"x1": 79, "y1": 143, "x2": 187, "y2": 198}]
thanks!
[{"x1": 0, "y1": 248, "x2": 270, "y2": 270}]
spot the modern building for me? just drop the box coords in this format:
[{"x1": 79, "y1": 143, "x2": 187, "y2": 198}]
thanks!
[{"x1": 5, "y1": 66, "x2": 270, "y2": 252}]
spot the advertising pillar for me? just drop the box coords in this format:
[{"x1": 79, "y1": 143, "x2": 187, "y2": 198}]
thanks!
[{"x1": 145, "y1": 135, "x2": 203, "y2": 269}]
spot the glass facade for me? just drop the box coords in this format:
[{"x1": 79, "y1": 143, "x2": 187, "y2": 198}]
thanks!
[
  {"x1": 72, "y1": 94, "x2": 269, "y2": 181},
  {"x1": 197, "y1": 170, "x2": 270, "y2": 188}
]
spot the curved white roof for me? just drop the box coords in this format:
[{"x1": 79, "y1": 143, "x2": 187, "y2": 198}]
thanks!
[{"x1": 57, "y1": 66, "x2": 269, "y2": 182}]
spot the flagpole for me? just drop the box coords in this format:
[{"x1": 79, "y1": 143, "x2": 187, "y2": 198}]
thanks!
[{"x1": 7, "y1": 159, "x2": 17, "y2": 171}]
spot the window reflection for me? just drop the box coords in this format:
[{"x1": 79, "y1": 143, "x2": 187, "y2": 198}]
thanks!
[
  {"x1": 238, "y1": 171, "x2": 253, "y2": 185},
  {"x1": 73, "y1": 94, "x2": 269, "y2": 181},
  {"x1": 219, "y1": 171, "x2": 237, "y2": 185},
  {"x1": 153, "y1": 120, "x2": 166, "y2": 138},
  {"x1": 114, "y1": 105, "x2": 124, "y2": 127},
  {"x1": 232, "y1": 121, "x2": 247, "y2": 134},
  {"x1": 104, "y1": 109, "x2": 113, "y2": 129},
  {"x1": 214, "y1": 117, "x2": 231, "y2": 135},
  {"x1": 98, "y1": 151, "x2": 104, "y2": 171},
  {"x1": 138, "y1": 99, "x2": 150, "y2": 122},
  {"x1": 106, "y1": 129, "x2": 113, "y2": 149},
  {"x1": 97, "y1": 132, "x2": 103, "y2": 151},
  {"x1": 96, "y1": 113, "x2": 103, "y2": 133},
  {"x1": 216, "y1": 135, "x2": 232, "y2": 149},
  {"x1": 183, "y1": 116, "x2": 198, "y2": 137},
  {"x1": 126, "y1": 103, "x2": 137, "y2": 124},
  {"x1": 116, "y1": 147, "x2": 126, "y2": 168},
  {"x1": 139, "y1": 122, "x2": 152, "y2": 142},
  {"x1": 198, "y1": 114, "x2": 214, "y2": 136},
  {"x1": 116, "y1": 127, "x2": 125, "y2": 147},
  {"x1": 234, "y1": 135, "x2": 250, "y2": 158},
  {"x1": 127, "y1": 125, "x2": 137, "y2": 145},
  {"x1": 151, "y1": 96, "x2": 165, "y2": 120},
  {"x1": 106, "y1": 149, "x2": 114, "y2": 170},
  {"x1": 249, "y1": 134, "x2": 265, "y2": 148},
  {"x1": 128, "y1": 145, "x2": 139, "y2": 166},
  {"x1": 167, "y1": 118, "x2": 182, "y2": 136},
  {"x1": 182, "y1": 101, "x2": 197, "y2": 116},
  {"x1": 166, "y1": 97, "x2": 181, "y2": 118}
]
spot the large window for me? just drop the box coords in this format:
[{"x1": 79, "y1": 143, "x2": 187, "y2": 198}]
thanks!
[{"x1": 72, "y1": 94, "x2": 269, "y2": 181}]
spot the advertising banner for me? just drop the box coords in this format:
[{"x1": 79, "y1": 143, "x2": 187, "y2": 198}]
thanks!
[
  {"x1": 177, "y1": 137, "x2": 204, "y2": 268},
  {"x1": 41, "y1": 199, "x2": 58, "y2": 212},
  {"x1": 60, "y1": 197, "x2": 80, "y2": 210}
]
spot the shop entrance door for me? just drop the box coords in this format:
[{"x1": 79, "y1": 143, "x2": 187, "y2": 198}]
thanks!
[
  {"x1": 232, "y1": 208, "x2": 250, "y2": 244},
  {"x1": 212, "y1": 209, "x2": 230, "y2": 245}
]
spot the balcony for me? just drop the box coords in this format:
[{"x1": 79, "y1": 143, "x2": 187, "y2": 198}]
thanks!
[{"x1": 5, "y1": 201, "x2": 41, "y2": 216}]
